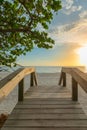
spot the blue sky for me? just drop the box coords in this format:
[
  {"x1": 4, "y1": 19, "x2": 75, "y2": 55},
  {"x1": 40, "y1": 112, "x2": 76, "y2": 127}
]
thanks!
[{"x1": 18, "y1": 0, "x2": 87, "y2": 66}]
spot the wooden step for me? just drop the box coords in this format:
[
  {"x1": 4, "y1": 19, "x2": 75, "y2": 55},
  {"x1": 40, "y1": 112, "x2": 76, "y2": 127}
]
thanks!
[
  {"x1": 9, "y1": 113, "x2": 87, "y2": 120},
  {"x1": 24, "y1": 86, "x2": 71, "y2": 98},
  {"x1": 16, "y1": 104, "x2": 81, "y2": 109},
  {"x1": 12, "y1": 108, "x2": 84, "y2": 114},
  {"x1": 18, "y1": 98, "x2": 79, "y2": 105},
  {"x1": 2, "y1": 85, "x2": 87, "y2": 130},
  {"x1": 2, "y1": 127, "x2": 87, "y2": 130},
  {"x1": 4, "y1": 119, "x2": 87, "y2": 127}
]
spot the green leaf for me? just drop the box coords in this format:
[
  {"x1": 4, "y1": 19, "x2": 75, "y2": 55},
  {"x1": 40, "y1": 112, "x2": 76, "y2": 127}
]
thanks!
[{"x1": 0, "y1": 0, "x2": 62, "y2": 66}]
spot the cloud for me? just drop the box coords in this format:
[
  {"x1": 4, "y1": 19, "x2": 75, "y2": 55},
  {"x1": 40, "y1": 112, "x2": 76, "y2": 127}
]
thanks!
[
  {"x1": 49, "y1": 18, "x2": 87, "y2": 47},
  {"x1": 64, "y1": 6, "x2": 82, "y2": 15},
  {"x1": 62, "y1": 0, "x2": 82, "y2": 15},
  {"x1": 62, "y1": 0, "x2": 74, "y2": 10},
  {"x1": 79, "y1": 10, "x2": 87, "y2": 18}
]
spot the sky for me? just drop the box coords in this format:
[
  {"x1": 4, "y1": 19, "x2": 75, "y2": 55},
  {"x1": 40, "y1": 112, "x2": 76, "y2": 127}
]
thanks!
[{"x1": 18, "y1": 0, "x2": 87, "y2": 66}]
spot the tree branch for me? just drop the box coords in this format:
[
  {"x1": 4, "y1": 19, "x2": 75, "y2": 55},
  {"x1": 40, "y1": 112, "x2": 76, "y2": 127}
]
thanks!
[
  {"x1": 18, "y1": 0, "x2": 32, "y2": 18},
  {"x1": 0, "y1": 28, "x2": 31, "y2": 33},
  {"x1": 18, "y1": 0, "x2": 34, "y2": 27}
]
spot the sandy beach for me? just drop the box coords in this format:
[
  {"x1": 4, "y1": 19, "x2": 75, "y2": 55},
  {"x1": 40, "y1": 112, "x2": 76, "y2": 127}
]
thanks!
[{"x1": 0, "y1": 71, "x2": 87, "y2": 116}]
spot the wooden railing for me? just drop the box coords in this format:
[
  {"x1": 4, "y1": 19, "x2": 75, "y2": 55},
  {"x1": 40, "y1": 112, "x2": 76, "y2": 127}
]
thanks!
[
  {"x1": 0, "y1": 68, "x2": 37, "y2": 102},
  {"x1": 59, "y1": 67, "x2": 87, "y2": 101}
]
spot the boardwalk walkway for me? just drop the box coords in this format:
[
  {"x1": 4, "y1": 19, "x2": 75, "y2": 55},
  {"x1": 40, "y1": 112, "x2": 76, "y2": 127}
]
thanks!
[{"x1": 2, "y1": 85, "x2": 87, "y2": 130}]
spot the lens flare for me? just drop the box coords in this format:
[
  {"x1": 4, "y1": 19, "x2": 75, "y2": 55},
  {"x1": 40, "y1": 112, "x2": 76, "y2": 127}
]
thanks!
[{"x1": 77, "y1": 45, "x2": 87, "y2": 66}]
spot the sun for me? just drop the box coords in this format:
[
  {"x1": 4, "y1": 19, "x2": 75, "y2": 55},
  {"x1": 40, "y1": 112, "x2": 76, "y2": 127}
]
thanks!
[{"x1": 77, "y1": 45, "x2": 87, "y2": 66}]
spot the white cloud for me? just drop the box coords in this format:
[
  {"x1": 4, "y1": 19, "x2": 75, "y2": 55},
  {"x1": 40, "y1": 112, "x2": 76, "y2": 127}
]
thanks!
[
  {"x1": 79, "y1": 10, "x2": 87, "y2": 18},
  {"x1": 49, "y1": 19, "x2": 87, "y2": 47},
  {"x1": 62, "y1": 0, "x2": 74, "y2": 10},
  {"x1": 62, "y1": 0, "x2": 82, "y2": 15}
]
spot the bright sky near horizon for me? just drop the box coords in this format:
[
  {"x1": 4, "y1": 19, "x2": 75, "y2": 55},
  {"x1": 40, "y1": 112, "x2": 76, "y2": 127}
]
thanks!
[{"x1": 18, "y1": 0, "x2": 87, "y2": 66}]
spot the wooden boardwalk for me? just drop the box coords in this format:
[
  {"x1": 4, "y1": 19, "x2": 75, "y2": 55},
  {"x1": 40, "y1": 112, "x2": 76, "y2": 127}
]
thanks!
[{"x1": 2, "y1": 85, "x2": 87, "y2": 130}]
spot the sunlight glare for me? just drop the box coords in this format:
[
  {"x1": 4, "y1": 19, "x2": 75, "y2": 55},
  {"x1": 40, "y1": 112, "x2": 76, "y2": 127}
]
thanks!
[{"x1": 77, "y1": 45, "x2": 87, "y2": 66}]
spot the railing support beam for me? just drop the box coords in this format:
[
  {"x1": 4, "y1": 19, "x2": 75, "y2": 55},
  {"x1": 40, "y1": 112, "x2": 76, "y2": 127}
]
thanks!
[
  {"x1": 33, "y1": 72, "x2": 38, "y2": 86},
  {"x1": 59, "y1": 72, "x2": 66, "y2": 87},
  {"x1": 30, "y1": 72, "x2": 38, "y2": 87},
  {"x1": 59, "y1": 71, "x2": 63, "y2": 85},
  {"x1": 30, "y1": 72, "x2": 34, "y2": 87},
  {"x1": 72, "y1": 77, "x2": 78, "y2": 101},
  {"x1": 18, "y1": 78, "x2": 24, "y2": 102},
  {"x1": 62, "y1": 72, "x2": 66, "y2": 87}
]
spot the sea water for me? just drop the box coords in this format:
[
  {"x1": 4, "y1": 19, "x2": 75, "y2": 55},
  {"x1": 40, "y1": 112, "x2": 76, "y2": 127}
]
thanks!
[
  {"x1": 10, "y1": 66, "x2": 87, "y2": 73},
  {"x1": 34, "y1": 66, "x2": 61, "y2": 73},
  {"x1": 0, "y1": 66, "x2": 62, "y2": 73}
]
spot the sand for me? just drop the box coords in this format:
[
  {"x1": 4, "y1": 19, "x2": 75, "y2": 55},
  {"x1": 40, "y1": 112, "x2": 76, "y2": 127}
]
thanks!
[{"x1": 0, "y1": 72, "x2": 87, "y2": 115}]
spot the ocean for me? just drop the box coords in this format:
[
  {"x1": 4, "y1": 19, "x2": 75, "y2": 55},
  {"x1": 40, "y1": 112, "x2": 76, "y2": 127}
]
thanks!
[
  {"x1": 0, "y1": 66, "x2": 61, "y2": 74},
  {"x1": 0, "y1": 65, "x2": 86, "y2": 74},
  {"x1": 34, "y1": 66, "x2": 61, "y2": 73}
]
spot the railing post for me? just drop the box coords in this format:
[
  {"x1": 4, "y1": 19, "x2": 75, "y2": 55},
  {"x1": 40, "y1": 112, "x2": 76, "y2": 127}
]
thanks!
[
  {"x1": 30, "y1": 72, "x2": 34, "y2": 87},
  {"x1": 33, "y1": 72, "x2": 38, "y2": 86},
  {"x1": 59, "y1": 71, "x2": 63, "y2": 85},
  {"x1": 18, "y1": 78, "x2": 24, "y2": 102},
  {"x1": 72, "y1": 77, "x2": 78, "y2": 101},
  {"x1": 62, "y1": 72, "x2": 66, "y2": 87},
  {"x1": 30, "y1": 72, "x2": 38, "y2": 87}
]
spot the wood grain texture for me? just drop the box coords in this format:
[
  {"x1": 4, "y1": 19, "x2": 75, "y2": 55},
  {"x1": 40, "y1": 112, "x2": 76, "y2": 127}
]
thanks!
[
  {"x1": 2, "y1": 85, "x2": 87, "y2": 130},
  {"x1": 8, "y1": 113, "x2": 87, "y2": 120},
  {"x1": 1, "y1": 72, "x2": 87, "y2": 130},
  {"x1": 18, "y1": 78, "x2": 24, "y2": 101},
  {"x1": 2, "y1": 128, "x2": 87, "y2": 130},
  {"x1": 61, "y1": 67, "x2": 87, "y2": 93},
  {"x1": 59, "y1": 67, "x2": 87, "y2": 102},
  {"x1": 0, "y1": 68, "x2": 35, "y2": 100},
  {"x1": 72, "y1": 77, "x2": 78, "y2": 101},
  {"x1": 4, "y1": 119, "x2": 87, "y2": 127}
]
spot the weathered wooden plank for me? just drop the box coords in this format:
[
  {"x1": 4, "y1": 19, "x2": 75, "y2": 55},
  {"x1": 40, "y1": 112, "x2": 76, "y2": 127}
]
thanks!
[
  {"x1": 25, "y1": 92, "x2": 70, "y2": 94},
  {"x1": 71, "y1": 68, "x2": 87, "y2": 93},
  {"x1": 58, "y1": 71, "x2": 63, "y2": 85},
  {"x1": 30, "y1": 72, "x2": 34, "y2": 87},
  {"x1": 18, "y1": 78, "x2": 24, "y2": 101},
  {"x1": 22, "y1": 98, "x2": 75, "y2": 101},
  {"x1": 4, "y1": 119, "x2": 87, "y2": 127},
  {"x1": 1, "y1": 67, "x2": 87, "y2": 130},
  {"x1": 2, "y1": 127, "x2": 87, "y2": 130},
  {"x1": 18, "y1": 102, "x2": 79, "y2": 105},
  {"x1": 17, "y1": 97, "x2": 79, "y2": 105},
  {"x1": 62, "y1": 67, "x2": 73, "y2": 74},
  {"x1": 25, "y1": 85, "x2": 71, "y2": 99},
  {"x1": 26, "y1": 88, "x2": 69, "y2": 94},
  {"x1": 26, "y1": 85, "x2": 66, "y2": 89},
  {"x1": 0, "y1": 68, "x2": 23, "y2": 101},
  {"x1": 8, "y1": 113, "x2": 87, "y2": 120},
  {"x1": 33, "y1": 72, "x2": 38, "y2": 86},
  {"x1": 24, "y1": 86, "x2": 71, "y2": 99},
  {"x1": 24, "y1": 93, "x2": 71, "y2": 99},
  {"x1": 61, "y1": 67, "x2": 87, "y2": 93},
  {"x1": 30, "y1": 72, "x2": 38, "y2": 87},
  {"x1": 62, "y1": 72, "x2": 66, "y2": 87},
  {"x1": 72, "y1": 77, "x2": 78, "y2": 101},
  {"x1": 0, "y1": 68, "x2": 35, "y2": 100},
  {"x1": 15, "y1": 104, "x2": 81, "y2": 109},
  {"x1": 0, "y1": 68, "x2": 23, "y2": 89},
  {"x1": 12, "y1": 108, "x2": 84, "y2": 114}
]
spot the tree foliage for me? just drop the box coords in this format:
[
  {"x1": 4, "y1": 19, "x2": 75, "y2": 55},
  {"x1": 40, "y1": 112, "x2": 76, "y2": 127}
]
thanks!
[{"x1": 0, "y1": 0, "x2": 62, "y2": 66}]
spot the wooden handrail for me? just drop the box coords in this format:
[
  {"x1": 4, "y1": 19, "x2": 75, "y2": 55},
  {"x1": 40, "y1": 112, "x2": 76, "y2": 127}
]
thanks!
[
  {"x1": 0, "y1": 67, "x2": 37, "y2": 101},
  {"x1": 59, "y1": 67, "x2": 87, "y2": 101}
]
